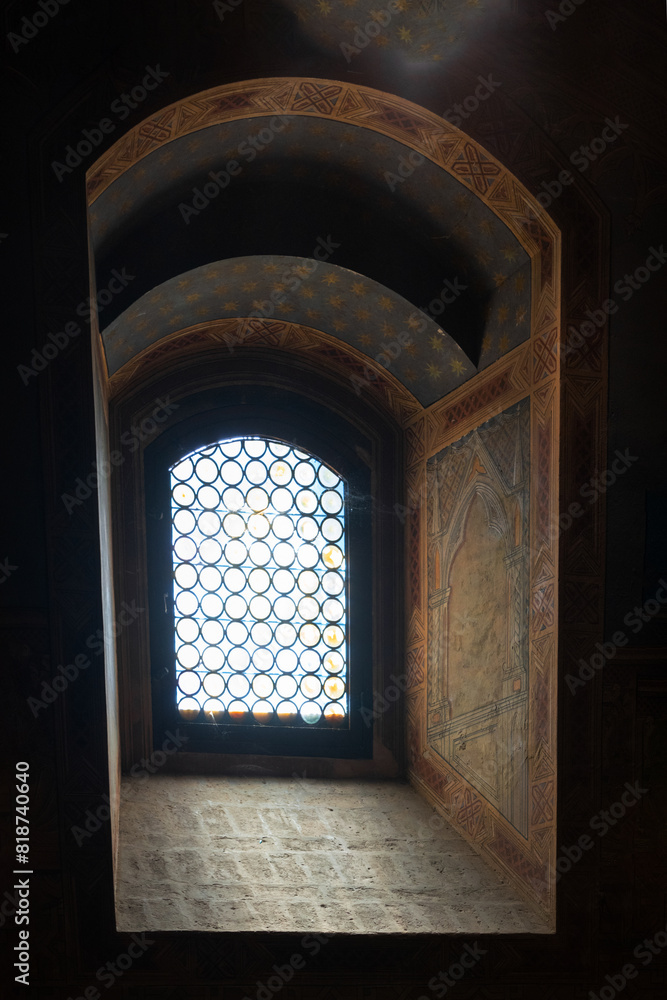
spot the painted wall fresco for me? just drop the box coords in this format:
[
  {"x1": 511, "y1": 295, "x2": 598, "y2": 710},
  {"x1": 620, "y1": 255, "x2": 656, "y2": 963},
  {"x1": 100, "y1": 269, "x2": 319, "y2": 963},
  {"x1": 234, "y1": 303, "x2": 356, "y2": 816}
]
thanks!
[{"x1": 426, "y1": 399, "x2": 530, "y2": 836}]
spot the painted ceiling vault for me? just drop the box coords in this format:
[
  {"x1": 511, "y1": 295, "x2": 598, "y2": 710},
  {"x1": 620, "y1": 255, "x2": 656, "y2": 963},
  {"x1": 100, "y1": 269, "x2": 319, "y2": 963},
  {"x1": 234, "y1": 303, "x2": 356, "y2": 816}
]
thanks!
[{"x1": 91, "y1": 86, "x2": 534, "y2": 406}]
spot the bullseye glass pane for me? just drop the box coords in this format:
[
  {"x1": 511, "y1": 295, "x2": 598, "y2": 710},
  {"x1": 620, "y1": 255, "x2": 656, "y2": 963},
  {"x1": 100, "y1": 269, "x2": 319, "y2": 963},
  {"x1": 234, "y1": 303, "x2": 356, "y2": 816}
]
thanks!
[{"x1": 170, "y1": 435, "x2": 348, "y2": 726}]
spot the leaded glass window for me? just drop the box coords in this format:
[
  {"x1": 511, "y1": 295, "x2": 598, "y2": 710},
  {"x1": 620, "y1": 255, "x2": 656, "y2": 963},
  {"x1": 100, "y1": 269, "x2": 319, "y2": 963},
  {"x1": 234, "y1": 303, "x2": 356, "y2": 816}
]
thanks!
[{"x1": 169, "y1": 436, "x2": 349, "y2": 729}]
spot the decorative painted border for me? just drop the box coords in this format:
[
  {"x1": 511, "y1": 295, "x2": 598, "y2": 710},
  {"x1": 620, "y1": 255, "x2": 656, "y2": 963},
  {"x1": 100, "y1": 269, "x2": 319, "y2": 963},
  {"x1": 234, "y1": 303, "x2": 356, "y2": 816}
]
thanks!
[{"x1": 107, "y1": 317, "x2": 422, "y2": 426}]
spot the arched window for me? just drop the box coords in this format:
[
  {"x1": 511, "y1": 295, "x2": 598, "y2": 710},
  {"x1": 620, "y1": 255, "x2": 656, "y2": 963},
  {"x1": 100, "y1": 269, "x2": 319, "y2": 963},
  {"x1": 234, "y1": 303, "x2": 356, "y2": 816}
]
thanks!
[{"x1": 143, "y1": 382, "x2": 378, "y2": 760}]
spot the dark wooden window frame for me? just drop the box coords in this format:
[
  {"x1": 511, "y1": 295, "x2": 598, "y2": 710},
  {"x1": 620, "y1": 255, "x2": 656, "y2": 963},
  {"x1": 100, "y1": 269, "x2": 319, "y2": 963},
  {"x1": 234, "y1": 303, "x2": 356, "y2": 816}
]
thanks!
[
  {"x1": 110, "y1": 347, "x2": 405, "y2": 776},
  {"x1": 145, "y1": 385, "x2": 374, "y2": 759}
]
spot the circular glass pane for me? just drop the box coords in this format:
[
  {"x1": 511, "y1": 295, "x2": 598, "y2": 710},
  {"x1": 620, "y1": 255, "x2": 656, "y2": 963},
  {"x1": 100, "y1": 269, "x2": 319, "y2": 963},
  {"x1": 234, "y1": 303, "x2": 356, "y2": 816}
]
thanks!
[
  {"x1": 252, "y1": 700, "x2": 274, "y2": 721},
  {"x1": 269, "y1": 460, "x2": 292, "y2": 486},
  {"x1": 200, "y1": 593, "x2": 223, "y2": 619},
  {"x1": 322, "y1": 571, "x2": 344, "y2": 595},
  {"x1": 297, "y1": 570, "x2": 319, "y2": 595},
  {"x1": 203, "y1": 673, "x2": 225, "y2": 697},
  {"x1": 173, "y1": 483, "x2": 194, "y2": 507},
  {"x1": 321, "y1": 517, "x2": 343, "y2": 542},
  {"x1": 276, "y1": 700, "x2": 297, "y2": 719},
  {"x1": 175, "y1": 590, "x2": 198, "y2": 616},
  {"x1": 178, "y1": 696, "x2": 200, "y2": 717},
  {"x1": 225, "y1": 594, "x2": 247, "y2": 620},
  {"x1": 324, "y1": 676, "x2": 346, "y2": 700},
  {"x1": 244, "y1": 439, "x2": 266, "y2": 458},
  {"x1": 323, "y1": 702, "x2": 346, "y2": 722},
  {"x1": 176, "y1": 618, "x2": 199, "y2": 642},
  {"x1": 323, "y1": 625, "x2": 344, "y2": 648},
  {"x1": 253, "y1": 647, "x2": 273, "y2": 671},
  {"x1": 319, "y1": 466, "x2": 340, "y2": 488},
  {"x1": 249, "y1": 541, "x2": 271, "y2": 566},
  {"x1": 297, "y1": 544, "x2": 319, "y2": 569},
  {"x1": 296, "y1": 516, "x2": 318, "y2": 541},
  {"x1": 195, "y1": 457, "x2": 218, "y2": 484},
  {"x1": 202, "y1": 646, "x2": 225, "y2": 671},
  {"x1": 227, "y1": 673, "x2": 251, "y2": 698},
  {"x1": 276, "y1": 674, "x2": 298, "y2": 699},
  {"x1": 296, "y1": 489, "x2": 317, "y2": 514},
  {"x1": 246, "y1": 487, "x2": 269, "y2": 512},
  {"x1": 198, "y1": 485, "x2": 220, "y2": 509},
  {"x1": 252, "y1": 674, "x2": 274, "y2": 698},
  {"x1": 298, "y1": 597, "x2": 319, "y2": 621},
  {"x1": 201, "y1": 619, "x2": 224, "y2": 645},
  {"x1": 269, "y1": 441, "x2": 290, "y2": 457},
  {"x1": 224, "y1": 540, "x2": 246, "y2": 565},
  {"x1": 249, "y1": 595, "x2": 271, "y2": 620},
  {"x1": 301, "y1": 702, "x2": 322, "y2": 725},
  {"x1": 321, "y1": 544, "x2": 343, "y2": 569},
  {"x1": 175, "y1": 563, "x2": 197, "y2": 589},
  {"x1": 248, "y1": 568, "x2": 270, "y2": 593},
  {"x1": 177, "y1": 644, "x2": 199, "y2": 669},
  {"x1": 322, "y1": 598, "x2": 344, "y2": 622},
  {"x1": 251, "y1": 622, "x2": 273, "y2": 646},
  {"x1": 222, "y1": 513, "x2": 245, "y2": 538},
  {"x1": 173, "y1": 509, "x2": 196, "y2": 535},
  {"x1": 276, "y1": 648, "x2": 298, "y2": 673},
  {"x1": 274, "y1": 596, "x2": 296, "y2": 620},
  {"x1": 321, "y1": 490, "x2": 343, "y2": 515},
  {"x1": 246, "y1": 460, "x2": 267, "y2": 485},
  {"x1": 199, "y1": 538, "x2": 223, "y2": 564},
  {"x1": 299, "y1": 623, "x2": 320, "y2": 647},
  {"x1": 248, "y1": 513, "x2": 270, "y2": 539},
  {"x1": 273, "y1": 570, "x2": 296, "y2": 594},
  {"x1": 220, "y1": 439, "x2": 242, "y2": 458},
  {"x1": 174, "y1": 536, "x2": 197, "y2": 562},
  {"x1": 300, "y1": 650, "x2": 320, "y2": 672},
  {"x1": 275, "y1": 622, "x2": 297, "y2": 647},
  {"x1": 172, "y1": 458, "x2": 194, "y2": 481},
  {"x1": 274, "y1": 542, "x2": 296, "y2": 567},
  {"x1": 323, "y1": 650, "x2": 344, "y2": 674},
  {"x1": 271, "y1": 514, "x2": 294, "y2": 540},
  {"x1": 178, "y1": 670, "x2": 201, "y2": 695},
  {"x1": 220, "y1": 460, "x2": 243, "y2": 485},
  {"x1": 223, "y1": 567, "x2": 245, "y2": 593},
  {"x1": 227, "y1": 647, "x2": 250, "y2": 671},
  {"x1": 198, "y1": 511, "x2": 221, "y2": 536},
  {"x1": 222, "y1": 487, "x2": 244, "y2": 511},
  {"x1": 200, "y1": 565, "x2": 223, "y2": 592},
  {"x1": 294, "y1": 461, "x2": 316, "y2": 486},
  {"x1": 270, "y1": 487, "x2": 293, "y2": 513},
  {"x1": 226, "y1": 621, "x2": 248, "y2": 645},
  {"x1": 300, "y1": 675, "x2": 322, "y2": 699}
]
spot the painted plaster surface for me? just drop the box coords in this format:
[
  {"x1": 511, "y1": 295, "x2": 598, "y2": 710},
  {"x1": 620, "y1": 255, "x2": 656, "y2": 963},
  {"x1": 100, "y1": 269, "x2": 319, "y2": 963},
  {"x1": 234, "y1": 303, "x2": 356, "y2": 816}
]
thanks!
[
  {"x1": 116, "y1": 774, "x2": 546, "y2": 934},
  {"x1": 426, "y1": 399, "x2": 530, "y2": 835}
]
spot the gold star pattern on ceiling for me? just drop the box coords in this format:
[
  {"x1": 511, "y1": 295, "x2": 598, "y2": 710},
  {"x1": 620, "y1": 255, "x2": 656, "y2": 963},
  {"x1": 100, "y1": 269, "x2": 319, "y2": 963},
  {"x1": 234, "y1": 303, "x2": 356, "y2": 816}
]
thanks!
[
  {"x1": 498, "y1": 306, "x2": 509, "y2": 323},
  {"x1": 379, "y1": 296, "x2": 394, "y2": 311},
  {"x1": 450, "y1": 358, "x2": 466, "y2": 375},
  {"x1": 328, "y1": 295, "x2": 344, "y2": 308},
  {"x1": 301, "y1": 286, "x2": 316, "y2": 299},
  {"x1": 498, "y1": 334, "x2": 510, "y2": 353},
  {"x1": 426, "y1": 362, "x2": 442, "y2": 379},
  {"x1": 358, "y1": 333, "x2": 373, "y2": 346},
  {"x1": 502, "y1": 246, "x2": 519, "y2": 262},
  {"x1": 232, "y1": 263, "x2": 248, "y2": 274},
  {"x1": 355, "y1": 307, "x2": 371, "y2": 321},
  {"x1": 514, "y1": 272, "x2": 526, "y2": 292},
  {"x1": 224, "y1": 301, "x2": 238, "y2": 311},
  {"x1": 430, "y1": 335, "x2": 444, "y2": 352},
  {"x1": 242, "y1": 282, "x2": 258, "y2": 292},
  {"x1": 482, "y1": 333, "x2": 492, "y2": 351},
  {"x1": 352, "y1": 282, "x2": 367, "y2": 296},
  {"x1": 493, "y1": 273, "x2": 506, "y2": 287},
  {"x1": 322, "y1": 273, "x2": 339, "y2": 285}
]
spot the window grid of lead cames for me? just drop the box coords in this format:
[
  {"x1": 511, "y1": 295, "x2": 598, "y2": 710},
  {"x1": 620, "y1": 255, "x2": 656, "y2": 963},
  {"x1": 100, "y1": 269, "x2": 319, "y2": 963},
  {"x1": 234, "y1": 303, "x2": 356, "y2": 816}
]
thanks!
[{"x1": 170, "y1": 436, "x2": 348, "y2": 727}]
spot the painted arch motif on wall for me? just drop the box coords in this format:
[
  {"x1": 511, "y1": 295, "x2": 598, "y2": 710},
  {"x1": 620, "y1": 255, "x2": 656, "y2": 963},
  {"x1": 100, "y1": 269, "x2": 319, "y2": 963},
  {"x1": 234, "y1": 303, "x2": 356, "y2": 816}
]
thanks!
[{"x1": 87, "y1": 77, "x2": 561, "y2": 924}]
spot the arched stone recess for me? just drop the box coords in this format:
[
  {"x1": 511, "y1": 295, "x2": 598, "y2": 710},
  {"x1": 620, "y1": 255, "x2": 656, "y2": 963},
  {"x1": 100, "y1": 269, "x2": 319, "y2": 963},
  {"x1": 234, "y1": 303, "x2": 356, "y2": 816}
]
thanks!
[{"x1": 87, "y1": 78, "x2": 564, "y2": 925}]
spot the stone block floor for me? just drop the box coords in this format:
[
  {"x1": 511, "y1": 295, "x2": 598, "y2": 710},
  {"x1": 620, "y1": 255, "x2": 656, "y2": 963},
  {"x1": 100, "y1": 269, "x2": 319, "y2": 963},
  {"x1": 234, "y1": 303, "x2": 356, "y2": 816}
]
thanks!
[{"x1": 116, "y1": 774, "x2": 549, "y2": 934}]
